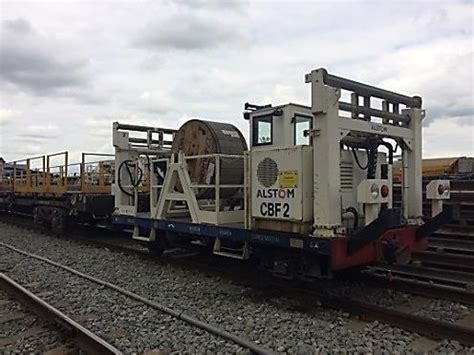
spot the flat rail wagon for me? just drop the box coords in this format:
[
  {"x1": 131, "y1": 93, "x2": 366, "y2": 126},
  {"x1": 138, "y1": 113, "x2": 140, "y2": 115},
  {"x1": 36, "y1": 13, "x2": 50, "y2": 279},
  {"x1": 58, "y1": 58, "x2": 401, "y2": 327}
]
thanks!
[{"x1": 0, "y1": 152, "x2": 115, "y2": 233}]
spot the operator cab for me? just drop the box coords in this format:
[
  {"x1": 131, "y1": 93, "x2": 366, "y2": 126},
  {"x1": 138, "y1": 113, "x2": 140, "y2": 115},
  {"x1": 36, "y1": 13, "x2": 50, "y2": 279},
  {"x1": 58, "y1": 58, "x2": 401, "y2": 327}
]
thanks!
[
  {"x1": 244, "y1": 103, "x2": 312, "y2": 148},
  {"x1": 244, "y1": 101, "x2": 390, "y2": 234}
]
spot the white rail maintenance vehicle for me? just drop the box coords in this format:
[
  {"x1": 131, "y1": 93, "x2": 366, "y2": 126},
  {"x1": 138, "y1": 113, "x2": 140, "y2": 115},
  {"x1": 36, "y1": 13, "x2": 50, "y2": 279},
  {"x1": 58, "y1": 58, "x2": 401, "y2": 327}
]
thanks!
[{"x1": 112, "y1": 68, "x2": 452, "y2": 278}]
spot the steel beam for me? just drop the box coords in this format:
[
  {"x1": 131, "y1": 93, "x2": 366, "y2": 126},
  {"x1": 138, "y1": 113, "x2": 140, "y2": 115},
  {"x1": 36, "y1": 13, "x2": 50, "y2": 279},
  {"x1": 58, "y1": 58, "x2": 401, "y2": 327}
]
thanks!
[{"x1": 307, "y1": 68, "x2": 422, "y2": 108}]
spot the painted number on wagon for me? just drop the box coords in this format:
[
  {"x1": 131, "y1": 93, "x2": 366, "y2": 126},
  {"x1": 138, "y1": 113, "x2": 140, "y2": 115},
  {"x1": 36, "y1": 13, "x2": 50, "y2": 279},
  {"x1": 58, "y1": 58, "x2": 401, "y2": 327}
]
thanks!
[{"x1": 260, "y1": 202, "x2": 290, "y2": 218}]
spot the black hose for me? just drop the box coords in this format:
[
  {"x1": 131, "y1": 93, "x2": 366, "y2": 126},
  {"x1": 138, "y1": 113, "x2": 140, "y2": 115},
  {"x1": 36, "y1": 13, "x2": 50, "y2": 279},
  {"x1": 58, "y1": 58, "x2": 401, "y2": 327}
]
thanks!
[
  {"x1": 144, "y1": 153, "x2": 151, "y2": 167},
  {"x1": 366, "y1": 137, "x2": 379, "y2": 179},
  {"x1": 118, "y1": 160, "x2": 143, "y2": 197},
  {"x1": 380, "y1": 140, "x2": 394, "y2": 165},
  {"x1": 352, "y1": 137, "x2": 385, "y2": 179},
  {"x1": 393, "y1": 142, "x2": 399, "y2": 154},
  {"x1": 351, "y1": 148, "x2": 368, "y2": 170}
]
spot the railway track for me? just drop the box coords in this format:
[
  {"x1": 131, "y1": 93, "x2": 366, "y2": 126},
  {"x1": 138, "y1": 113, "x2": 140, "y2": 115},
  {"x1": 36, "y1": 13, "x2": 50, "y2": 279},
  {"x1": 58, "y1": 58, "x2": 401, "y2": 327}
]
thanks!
[
  {"x1": 1, "y1": 214, "x2": 474, "y2": 348},
  {"x1": 363, "y1": 224, "x2": 474, "y2": 304},
  {"x1": 0, "y1": 273, "x2": 121, "y2": 354},
  {"x1": 0, "y1": 239, "x2": 272, "y2": 354},
  {"x1": 281, "y1": 285, "x2": 474, "y2": 347},
  {"x1": 410, "y1": 224, "x2": 474, "y2": 273},
  {"x1": 3, "y1": 212, "x2": 472, "y2": 304},
  {"x1": 363, "y1": 264, "x2": 474, "y2": 305},
  {"x1": 433, "y1": 225, "x2": 474, "y2": 240},
  {"x1": 412, "y1": 250, "x2": 474, "y2": 272}
]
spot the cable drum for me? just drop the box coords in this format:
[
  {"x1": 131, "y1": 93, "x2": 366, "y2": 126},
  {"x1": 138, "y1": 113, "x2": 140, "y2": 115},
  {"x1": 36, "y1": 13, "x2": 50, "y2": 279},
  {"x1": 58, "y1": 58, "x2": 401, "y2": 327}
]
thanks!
[{"x1": 171, "y1": 119, "x2": 248, "y2": 198}]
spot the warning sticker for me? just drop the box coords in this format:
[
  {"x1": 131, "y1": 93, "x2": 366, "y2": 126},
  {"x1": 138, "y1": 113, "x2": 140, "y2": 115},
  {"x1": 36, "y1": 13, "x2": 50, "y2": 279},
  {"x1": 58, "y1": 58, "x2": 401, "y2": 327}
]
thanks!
[{"x1": 279, "y1": 170, "x2": 298, "y2": 188}]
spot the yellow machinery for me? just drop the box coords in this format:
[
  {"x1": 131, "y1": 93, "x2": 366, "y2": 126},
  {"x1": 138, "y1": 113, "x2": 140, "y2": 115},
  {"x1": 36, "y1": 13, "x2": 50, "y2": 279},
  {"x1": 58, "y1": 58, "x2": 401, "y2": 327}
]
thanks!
[{"x1": 393, "y1": 156, "x2": 473, "y2": 182}]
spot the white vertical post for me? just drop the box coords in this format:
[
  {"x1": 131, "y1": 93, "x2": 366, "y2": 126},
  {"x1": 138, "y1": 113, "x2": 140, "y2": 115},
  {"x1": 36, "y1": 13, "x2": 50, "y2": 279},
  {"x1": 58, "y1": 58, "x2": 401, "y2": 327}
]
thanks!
[
  {"x1": 215, "y1": 155, "x2": 220, "y2": 225},
  {"x1": 306, "y1": 69, "x2": 342, "y2": 237},
  {"x1": 431, "y1": 200, "x2": 443, "y2": 217},
  {"x1": 134, "y1": 163, "x2": 139, "y2": 216},
  {"x1": 405, "y1": 108, "x2": 424, "y2": 223},
  {"x1": 150, "y1": 160, "x2": 157, "y2": 217},
  {"x1": 365, "y1": 204, "x2": 378, "y2": 225},
  {"x1": 402, "y1": 148, "x2": 409, "y2": 220},
  {"x1": 387, "y1": 164, "x2": 393, "y2": 209},
  {"x1": 244, "y1": 153, "x2": 249, "y2": 229}
]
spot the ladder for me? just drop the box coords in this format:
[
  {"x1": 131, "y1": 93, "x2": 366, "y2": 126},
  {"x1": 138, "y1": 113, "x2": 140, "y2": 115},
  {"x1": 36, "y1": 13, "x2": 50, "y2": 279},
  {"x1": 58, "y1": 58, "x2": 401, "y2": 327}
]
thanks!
[{"x1": 213, "y1": 237, "x2": 250, "y2": 260}]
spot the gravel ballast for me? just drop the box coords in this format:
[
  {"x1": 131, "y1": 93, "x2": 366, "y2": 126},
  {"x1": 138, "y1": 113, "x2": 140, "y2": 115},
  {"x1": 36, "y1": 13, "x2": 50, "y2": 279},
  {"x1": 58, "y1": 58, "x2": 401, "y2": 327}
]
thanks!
[
  {"x1": 0, "y1": 289, "x2": 68, "y2": 352},
  {"x1": 1, "y1": 222, "x2": 473, "y2": 353}
]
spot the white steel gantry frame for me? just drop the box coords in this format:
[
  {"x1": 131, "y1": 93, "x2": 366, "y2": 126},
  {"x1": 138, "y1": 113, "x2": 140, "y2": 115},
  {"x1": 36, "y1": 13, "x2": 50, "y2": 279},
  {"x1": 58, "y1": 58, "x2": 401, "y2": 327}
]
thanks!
[{"x1": 305, "y1": 68, "x2": 424, "y2": 237}]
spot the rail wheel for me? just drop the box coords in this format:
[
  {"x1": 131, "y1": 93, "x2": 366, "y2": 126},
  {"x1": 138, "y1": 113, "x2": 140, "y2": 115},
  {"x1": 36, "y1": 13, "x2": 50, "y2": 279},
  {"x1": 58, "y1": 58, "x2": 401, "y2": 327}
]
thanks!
[
  {"x1": 33, "y1": 207, "x2": 42, "y2": 225},
  {"x1": 34, "y1": 206, "x2": 52, "y2": 233},
  {"x1": 51, "y1": 209, "x2": 67, "y2": 236},
  {"x1": 146, "y1": 230, "x2": 168, "y2": 256},
  {"x1": 147, "y1": 243, "x2": 164, "y2": 256}
]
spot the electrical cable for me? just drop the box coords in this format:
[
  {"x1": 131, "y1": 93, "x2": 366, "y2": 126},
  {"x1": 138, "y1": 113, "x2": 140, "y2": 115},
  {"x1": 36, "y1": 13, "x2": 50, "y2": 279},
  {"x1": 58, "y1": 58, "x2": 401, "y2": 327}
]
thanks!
[
  {"x1": 380, "y1": 139, "x2": 394, "y2": 165},
  {"x1": 366, "y1": 137, "x2": 379, "y2": 179},
  {"x1": 351, "y1": 147, "x2": 368, "y2": 170},
  {"x1": 117, "y1": 160, "x2": 143, "y2": 198},
  {"x1": 393, "y1": 142, "x2": 399, "y2": 155}
]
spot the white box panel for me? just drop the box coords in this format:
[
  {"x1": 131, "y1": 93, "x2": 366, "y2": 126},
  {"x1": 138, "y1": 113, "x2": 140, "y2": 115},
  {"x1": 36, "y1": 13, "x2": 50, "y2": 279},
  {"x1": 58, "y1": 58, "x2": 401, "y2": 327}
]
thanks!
[
  {"x1": 251, "y1": 146, "x2": 312, "y2": 222},
  {"x1": 426, "y1": 180, "x2": 450, "y2": 200}
]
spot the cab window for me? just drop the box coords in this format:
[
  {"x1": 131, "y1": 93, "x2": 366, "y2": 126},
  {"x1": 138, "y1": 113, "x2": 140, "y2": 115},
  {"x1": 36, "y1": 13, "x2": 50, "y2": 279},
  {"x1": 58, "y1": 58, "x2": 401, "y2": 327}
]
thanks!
[
  {"x1": 252, "y1": 115, "x2": 273, "y2": 146},
  {"x1": 294, "y1": 115, "x2": 311, "y2": 145}
]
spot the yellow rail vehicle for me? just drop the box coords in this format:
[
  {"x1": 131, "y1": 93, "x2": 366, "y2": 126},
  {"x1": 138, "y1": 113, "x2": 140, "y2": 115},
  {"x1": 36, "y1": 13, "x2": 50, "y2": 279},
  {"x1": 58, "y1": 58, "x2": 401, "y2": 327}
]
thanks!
[
  {"x1": 393, "y1": 157, "x2": 473, "y2": 182},
  {"x1": 0, "y1": 152, "x2": 115, "y2": 234}
]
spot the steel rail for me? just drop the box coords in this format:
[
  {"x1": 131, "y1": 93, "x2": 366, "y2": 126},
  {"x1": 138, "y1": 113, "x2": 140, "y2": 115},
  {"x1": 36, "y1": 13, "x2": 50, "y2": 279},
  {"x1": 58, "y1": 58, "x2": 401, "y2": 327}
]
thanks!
[
  {"x1": 0, "y1": 272, "x2": 122, "y2": 354},
  {"x1": 368, "y1": 264, "x2": 474, "y2": 286},
  {"x1": 259, "y1": 277, "x2": 474, "y2": 347},
  {"x1": 428, "y1": 238, "x2": 474, "y2": 253},
  {"x1": 0, "y1": 241, "x2": 273, "y2": 355},
  {"x1": 413, "y1": 250, "x2": 474, "y2": 270},
  {"x1": 367, "y1": 274, "x2": 474, "y2": 305},
  {"x1": 329, "y1": 297, "x2": 474, "y2": 346},
  {"x1": 362, "y1": 270, "x2": 474, "y2": 305},
  {"x1": 435, "y1": 225, "x2": 474, "y2": 239}
]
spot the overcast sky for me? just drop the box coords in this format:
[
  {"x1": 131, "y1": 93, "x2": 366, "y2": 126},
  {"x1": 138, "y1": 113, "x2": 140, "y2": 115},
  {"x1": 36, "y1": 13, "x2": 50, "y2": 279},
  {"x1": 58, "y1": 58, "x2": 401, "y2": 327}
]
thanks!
[{"x1": 0, "y1": 0, "x2": 473, "y2": 162}]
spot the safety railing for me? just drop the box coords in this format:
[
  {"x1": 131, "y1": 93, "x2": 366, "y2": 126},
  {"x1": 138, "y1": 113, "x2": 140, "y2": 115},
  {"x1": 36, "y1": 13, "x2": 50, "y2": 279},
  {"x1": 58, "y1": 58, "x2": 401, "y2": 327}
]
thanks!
[
  {"x1": 80, "y1": 153, "x2": 115, "y2": 194},
  {"x1": 183, "y1": 153, "x2": 246, "y2": 207},
  {"x1": 3, "y1": 152, "x2": 114, "y2": 196},
  {"x1": 46, "y1": 151, "x2": 69, "y2": 195},
  {"x1": 151, "y1": 152, "x2": 246, "y2": 225},
  {"x1": 9, "y1": 154, "x2": 47, "y2": 194},
  {"x1": 305, "y1": 68, "x2": 422, "y2": 126},
  {"x1": 151, "y1": 153, "x2": 247, "y2": 205}
]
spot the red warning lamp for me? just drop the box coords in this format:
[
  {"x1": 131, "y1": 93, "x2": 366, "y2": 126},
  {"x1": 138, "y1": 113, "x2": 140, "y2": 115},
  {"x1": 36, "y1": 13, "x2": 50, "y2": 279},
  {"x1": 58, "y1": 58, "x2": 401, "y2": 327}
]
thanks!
[
  {"x1": 437, "y1": 184, "x2": 445, "y2": 195},
  {"x1": 381, "y1": 185, "x2": 390, "y2": 198}
]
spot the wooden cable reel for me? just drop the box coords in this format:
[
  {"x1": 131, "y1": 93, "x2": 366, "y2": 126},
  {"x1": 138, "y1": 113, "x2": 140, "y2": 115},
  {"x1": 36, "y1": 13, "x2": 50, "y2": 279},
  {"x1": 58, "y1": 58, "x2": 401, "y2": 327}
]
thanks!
[{"x1": 171, "y1": 119, "x2": 247, "y2": 198}]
